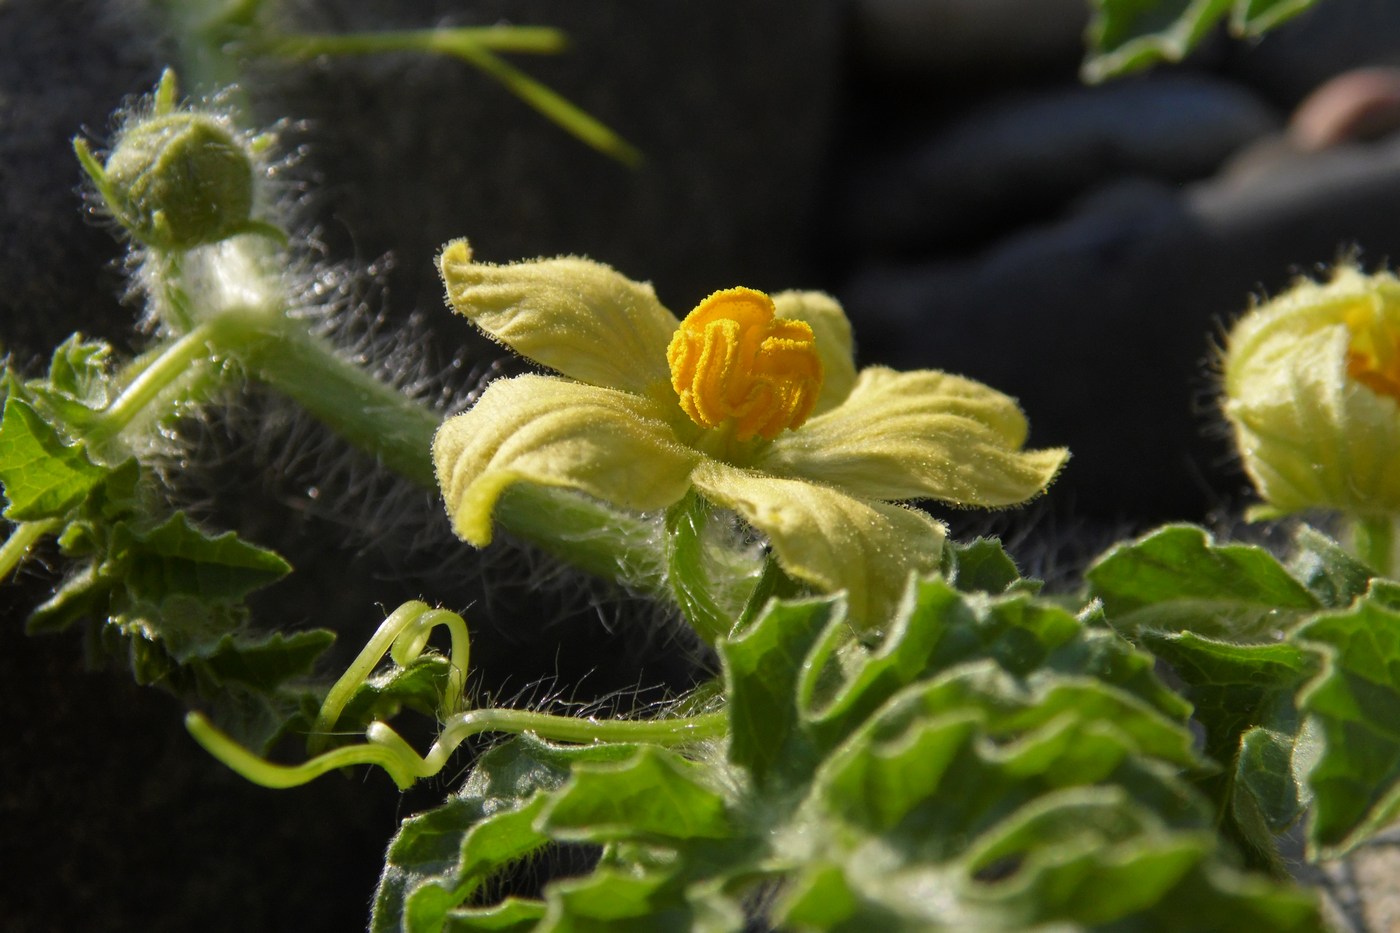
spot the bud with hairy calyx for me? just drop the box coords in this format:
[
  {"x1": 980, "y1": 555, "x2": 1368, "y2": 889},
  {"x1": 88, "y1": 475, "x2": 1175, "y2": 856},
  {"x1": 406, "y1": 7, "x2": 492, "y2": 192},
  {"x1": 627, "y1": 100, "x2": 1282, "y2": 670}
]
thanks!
[
  {"x1": 1222, "y1": 266, "x2": 1400, "y2": 518},
  {"x1": 73, "y1": 71, "x2": 276, "y2": 252}
]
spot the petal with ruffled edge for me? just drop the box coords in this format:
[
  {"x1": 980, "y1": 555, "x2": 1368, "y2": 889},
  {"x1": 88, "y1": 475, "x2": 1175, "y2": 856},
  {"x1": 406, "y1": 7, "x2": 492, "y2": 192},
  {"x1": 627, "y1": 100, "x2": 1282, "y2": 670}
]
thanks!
[
  {"x1": 691, "y1": 461, "x2": 945, "y2": 628},
  {"x1": 439, "y1": 240, "x2": 679, "y2": 397},
  {"x1": 757, "y1": 367, "x2": 1067, "y2": 507},
  {"x1": 434, "y1": 374, "x2": 701, "y2": 546},
  {"x1": 772, "y1": 290, "x2": 857, "y2": 414}
]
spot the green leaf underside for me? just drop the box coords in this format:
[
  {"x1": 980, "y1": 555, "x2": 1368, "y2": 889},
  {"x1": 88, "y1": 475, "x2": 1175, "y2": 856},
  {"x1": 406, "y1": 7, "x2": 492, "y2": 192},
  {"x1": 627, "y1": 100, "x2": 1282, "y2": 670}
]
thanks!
[
  {"x1": 1083, "y1": 0, "x2": 1322, "y2": 81},
  {"x1": 373, "y1": 579, "x2": 1321, "y2": 931},
  {"x1": 1087, "y1": 524, "x2": 1320, "y2": 638},
  {"x1": 1296, "y1": 581, "x2": 1400, "y2": 856},
  {"x1": 112, "y1": 511, "x2": 292, "y2": 604}
]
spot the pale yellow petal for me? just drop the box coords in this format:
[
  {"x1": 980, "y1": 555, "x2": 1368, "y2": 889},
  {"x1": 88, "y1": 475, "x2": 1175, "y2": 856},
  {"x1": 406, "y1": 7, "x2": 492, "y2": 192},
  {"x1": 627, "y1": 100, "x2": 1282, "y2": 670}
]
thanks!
[
  {"x1": 1226, "y1": 324, "x2": 1400, "y2": 514},
  {"x1": 691, "y1": 461, "x2": 945, "y2": 628},
  {"x1": 433, "y1": 375, "x2": 700, "y2": 546},
  {"x1": 772, "y1": 290, "x2": 857, "y2": 413},
  {"x1": 439, "y1": 239, "x2": 679, "y2": 395},
  {"x1": 757, "y1": 367, "x2": 1067, "y2": 507}
]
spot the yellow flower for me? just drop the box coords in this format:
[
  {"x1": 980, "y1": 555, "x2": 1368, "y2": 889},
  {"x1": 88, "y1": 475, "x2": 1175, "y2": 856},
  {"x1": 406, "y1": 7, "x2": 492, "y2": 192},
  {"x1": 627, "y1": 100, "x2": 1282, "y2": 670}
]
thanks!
[
  {"x1": 432, "y1": 240, "x2": 1067, "y2": 625},
  {"x1": 1223, "y1": 266, "x2": 1400, "y2": 518}
]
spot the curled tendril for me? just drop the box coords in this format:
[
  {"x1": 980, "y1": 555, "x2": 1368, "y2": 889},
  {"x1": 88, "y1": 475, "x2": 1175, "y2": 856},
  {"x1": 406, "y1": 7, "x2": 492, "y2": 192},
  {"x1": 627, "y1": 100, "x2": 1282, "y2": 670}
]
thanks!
[
  {"x1": 308, "y1": 599, "x2": 470, "y2": 755},
  {"x1": 185, "y1": 599, "x2": 728, "y2": 790}
]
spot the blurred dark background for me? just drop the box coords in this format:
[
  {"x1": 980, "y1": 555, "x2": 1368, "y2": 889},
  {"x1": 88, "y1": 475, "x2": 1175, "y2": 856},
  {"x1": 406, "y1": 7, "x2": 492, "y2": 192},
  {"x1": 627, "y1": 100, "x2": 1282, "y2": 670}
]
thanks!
[{"x1": 7, "y1": 0, "x2": 1400, "y2": 928}]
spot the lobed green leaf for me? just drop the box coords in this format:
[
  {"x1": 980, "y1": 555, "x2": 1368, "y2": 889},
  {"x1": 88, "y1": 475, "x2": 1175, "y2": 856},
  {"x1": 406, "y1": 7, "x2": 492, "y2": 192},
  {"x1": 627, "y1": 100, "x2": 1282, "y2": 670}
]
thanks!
[
  {"x1": 1087, "y1": 524, "x2": 1319, "y2": 638},
  {"x1": 376, "y1": 579, "x2": 1320, "y2": 930},
  {"x1": 1295, "y1": 580, "x2": 1400, "y2": 856}
]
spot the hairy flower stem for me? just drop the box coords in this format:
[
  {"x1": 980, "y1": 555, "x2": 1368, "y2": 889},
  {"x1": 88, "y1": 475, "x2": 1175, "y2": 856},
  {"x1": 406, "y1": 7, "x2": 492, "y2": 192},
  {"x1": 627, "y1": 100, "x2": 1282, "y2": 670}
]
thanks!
[
  {"x1": 90, "y1": 233, "x2": 669, "y2": 593},
  {"x1": 241, "y1": 327, "x2": 443, "y2": 488}
]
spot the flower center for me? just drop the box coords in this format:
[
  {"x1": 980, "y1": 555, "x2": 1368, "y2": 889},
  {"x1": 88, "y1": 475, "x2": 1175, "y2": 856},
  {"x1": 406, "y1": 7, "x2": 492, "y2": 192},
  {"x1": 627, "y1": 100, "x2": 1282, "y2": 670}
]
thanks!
[
  {"x1": 1345, "y1": 306, "x2": 1400, "y2": 401},
  {"x1": 666, "y1": 287, "x2": 823, "y2": 442}
]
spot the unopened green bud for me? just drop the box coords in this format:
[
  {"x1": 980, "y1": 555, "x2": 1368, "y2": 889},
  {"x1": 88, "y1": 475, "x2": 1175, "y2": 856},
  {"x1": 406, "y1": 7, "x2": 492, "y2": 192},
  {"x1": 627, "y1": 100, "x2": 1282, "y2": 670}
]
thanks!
[
  {"x1": 102, "y1": 111, "x2": 255, "y2": 251},
  {"x1": 1222, "y1": 266, "x2": 1400, "y2": 517}
]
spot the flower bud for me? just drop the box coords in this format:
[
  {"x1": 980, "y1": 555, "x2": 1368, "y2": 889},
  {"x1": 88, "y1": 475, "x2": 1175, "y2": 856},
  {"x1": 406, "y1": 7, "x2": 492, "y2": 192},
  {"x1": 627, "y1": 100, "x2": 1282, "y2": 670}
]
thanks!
[
  {"x1": 1222, "y1": 266, "x2": 1400, "y2": 517},
  {"x1": 102, "y1": 111, "x2": 255, "y2": 251}
]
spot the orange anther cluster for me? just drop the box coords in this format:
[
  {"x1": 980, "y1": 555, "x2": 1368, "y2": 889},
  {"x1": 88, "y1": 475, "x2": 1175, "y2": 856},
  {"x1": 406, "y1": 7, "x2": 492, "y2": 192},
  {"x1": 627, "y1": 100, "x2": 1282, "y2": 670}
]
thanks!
[{"x1": 667, "y1": 287, "x2": 823, "y2": 441}]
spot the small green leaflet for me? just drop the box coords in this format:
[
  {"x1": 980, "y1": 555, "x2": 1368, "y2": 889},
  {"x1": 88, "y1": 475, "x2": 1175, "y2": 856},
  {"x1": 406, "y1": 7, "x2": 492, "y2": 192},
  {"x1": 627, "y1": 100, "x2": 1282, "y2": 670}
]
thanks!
[
  {"x1": 29, "y1": 511, "x2": 291, "y2": 636},
  {"x1": 113, "y1": 511, "x2": 292, "y2": 606},
  {"x1": 330, "y1": 655, "x2": 460, "y2": 744},
  {"x1": 1084, "y1": 0, "x2": 1324, "y2": 81},
  {"x1": 940, "y1": 536, "x2": 1033, "y2": 595},
  {"x1": 0, "y1": 391, "x2": 108, "y2": 520},
  {"x1": 0, "y1": 336, "x2": 127, "y2": 520}
]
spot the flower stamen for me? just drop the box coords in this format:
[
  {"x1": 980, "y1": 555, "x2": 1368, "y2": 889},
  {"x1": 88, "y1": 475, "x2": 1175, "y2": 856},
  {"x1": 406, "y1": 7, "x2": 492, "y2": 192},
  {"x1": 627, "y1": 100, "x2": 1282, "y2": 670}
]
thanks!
[
  {"x1": 1345, "y1": 304, "x2": 1400, "y2": 401},
  {"x1": 667, "y1": 287, "x2": 823, "y2": 441}
]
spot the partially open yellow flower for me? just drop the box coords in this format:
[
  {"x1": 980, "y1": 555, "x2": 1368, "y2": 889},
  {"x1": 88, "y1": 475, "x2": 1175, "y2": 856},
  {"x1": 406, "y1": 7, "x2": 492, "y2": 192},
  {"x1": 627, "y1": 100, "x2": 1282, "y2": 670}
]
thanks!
[
  {"x1": 1223, "y1": 266, "x2": 1400, "y2": 518},
  {"x1": 432, "y1": 240, "x2": 1067, "y2": 625}
]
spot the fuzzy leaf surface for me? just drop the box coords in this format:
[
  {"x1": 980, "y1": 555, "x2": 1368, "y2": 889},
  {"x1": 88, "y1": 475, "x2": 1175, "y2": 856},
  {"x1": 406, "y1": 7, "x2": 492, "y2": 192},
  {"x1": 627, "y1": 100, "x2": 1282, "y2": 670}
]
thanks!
[
  {"x1": 1087, "y1": 524, "x2": 1319, "y2": 638},
  {"x1": 1286, "y1": 524, "x2": 1373, "y2": 609},
  {"x1": 1296, "y1": 581, "x2": 1400, "y2": 856}
]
